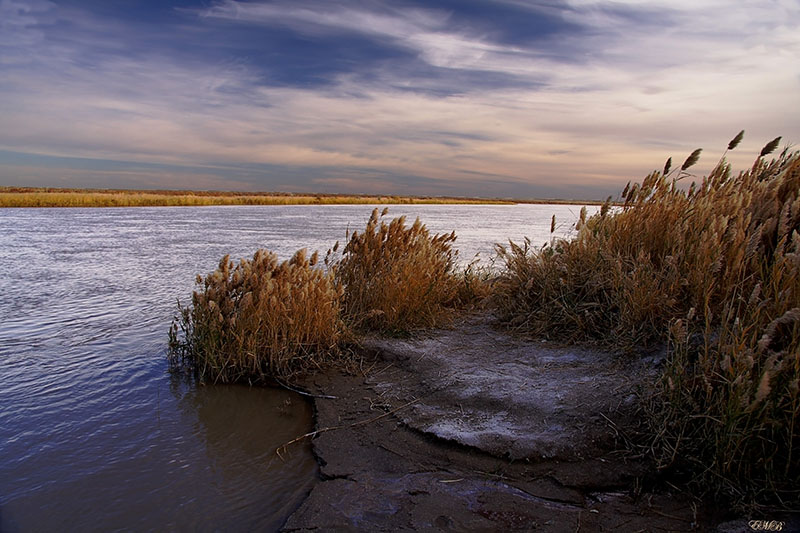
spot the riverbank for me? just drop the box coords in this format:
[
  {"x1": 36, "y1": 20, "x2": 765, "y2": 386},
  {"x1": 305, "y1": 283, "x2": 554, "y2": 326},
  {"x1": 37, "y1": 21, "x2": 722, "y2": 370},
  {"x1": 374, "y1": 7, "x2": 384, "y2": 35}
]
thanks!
[
  {"x1": 0, "y1": 187, "x2": 521, "y2": 207},
  {"x1": 280, "y1": 312, "x2": 766, "y2": 531},
  {"x1": 0, "y1": 187, "x2": 615, "y2": 208}
]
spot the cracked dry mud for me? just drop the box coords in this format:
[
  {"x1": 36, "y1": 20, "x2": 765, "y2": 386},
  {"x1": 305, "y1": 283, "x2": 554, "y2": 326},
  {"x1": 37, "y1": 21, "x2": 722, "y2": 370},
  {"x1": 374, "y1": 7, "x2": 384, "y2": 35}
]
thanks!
[{"x1": 282, "y1": 313, "x2": 729, "y2": 531}]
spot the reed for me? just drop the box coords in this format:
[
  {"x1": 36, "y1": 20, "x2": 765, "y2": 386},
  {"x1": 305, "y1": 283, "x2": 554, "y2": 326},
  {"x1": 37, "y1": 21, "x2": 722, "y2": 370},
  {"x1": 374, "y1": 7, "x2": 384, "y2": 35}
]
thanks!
[
  {"x1": 168, "y1": 248, "x2": 347, "y2": 383},
  {"x1": 493, "y1": 133, "x2": 800, "y2": 506},
  {"x1": 169, "y1": 207, "x2": 481, "y2": 382},
  {"x1": 0, "y1": 188, "x2": 511, "y2": 207},
  {"x1": 335, "y1": 208, "x2": 461, "y2": 333},
  {"x1": 453, "y1": 255, "x2": 495, "y2": 310}
]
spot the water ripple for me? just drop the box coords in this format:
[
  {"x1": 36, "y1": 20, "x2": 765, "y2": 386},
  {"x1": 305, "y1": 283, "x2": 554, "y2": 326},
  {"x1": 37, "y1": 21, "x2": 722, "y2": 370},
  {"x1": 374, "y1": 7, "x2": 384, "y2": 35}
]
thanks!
[{"x1": 0, "y1": 204, "x2": 590, "y2": 530}]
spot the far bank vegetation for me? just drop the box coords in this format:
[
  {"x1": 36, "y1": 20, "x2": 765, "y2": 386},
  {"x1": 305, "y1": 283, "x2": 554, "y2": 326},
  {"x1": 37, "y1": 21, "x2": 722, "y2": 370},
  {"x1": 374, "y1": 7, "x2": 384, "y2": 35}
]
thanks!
[{"x1": 0, "y1": 187, "x2": 510, "y2": 207}]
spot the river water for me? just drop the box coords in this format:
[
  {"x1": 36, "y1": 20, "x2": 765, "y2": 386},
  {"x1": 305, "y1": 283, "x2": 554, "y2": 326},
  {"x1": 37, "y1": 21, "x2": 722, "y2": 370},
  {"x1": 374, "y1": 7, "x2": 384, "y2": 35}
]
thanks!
[{"x1": 0, "y1": 203, "x2": 592, "y2": 531}]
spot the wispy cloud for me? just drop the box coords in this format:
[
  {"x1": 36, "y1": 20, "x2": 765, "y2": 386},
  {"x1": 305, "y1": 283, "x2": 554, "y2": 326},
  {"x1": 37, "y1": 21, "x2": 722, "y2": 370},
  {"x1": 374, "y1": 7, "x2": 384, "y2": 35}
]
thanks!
[
  {"x1": 0, "y1": 0, "x2": 798, "y2": 198},
  {"x1": 199, "y1": 1, "x2": 559, "y2": 81}
]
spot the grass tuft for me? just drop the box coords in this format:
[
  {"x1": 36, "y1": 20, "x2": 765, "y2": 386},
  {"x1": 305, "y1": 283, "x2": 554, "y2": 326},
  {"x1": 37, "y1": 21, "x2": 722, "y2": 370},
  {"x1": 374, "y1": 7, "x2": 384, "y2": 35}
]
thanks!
[
  {"x1": 168, "y1": 207, "x2": 478, "y2": 382},
  {"x1": 335, "y1": 208, "x2": 460, "y2": 333},
  {"x1": 493, "y1": 133, "x2": 800, "y2": 507},
  {"x1": 168, "y1": 248, "x2": 346, "y2": 383}
]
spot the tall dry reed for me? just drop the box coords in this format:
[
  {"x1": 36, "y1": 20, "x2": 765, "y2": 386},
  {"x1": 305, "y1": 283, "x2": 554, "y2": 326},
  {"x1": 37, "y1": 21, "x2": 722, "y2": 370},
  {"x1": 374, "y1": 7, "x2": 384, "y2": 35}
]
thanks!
[
  {"x1": 169, "y1": 248, "x2": 346, "y2": 383},
  {"x1": 169, "y1": 208, "x2": 480, "y2": 383},
  {"x1": 493, "y1": 133, "x2": 800, "y2": 506},
  {"x1": 336, "y1": 208, "x2": 460, "y2": 333}
]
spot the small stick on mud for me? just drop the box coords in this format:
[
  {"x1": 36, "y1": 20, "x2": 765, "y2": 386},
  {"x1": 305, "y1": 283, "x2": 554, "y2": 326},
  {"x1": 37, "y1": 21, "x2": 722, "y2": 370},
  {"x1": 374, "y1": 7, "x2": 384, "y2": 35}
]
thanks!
[
  {"x1": 650, "y1": 509, "x2": 694, "y2": 523},
  {"x1": 276, "y1": 398, "x2": 419, "y2": 458},
  {"x1": 275, "y1": 378, "x2": 338, "y2": 400},
  {"x1": 369, "y1": 362, "x2": 395, "y2": 377},
  {"x1": 599, "y1": 412, "x2": 634, "y2": 448}
]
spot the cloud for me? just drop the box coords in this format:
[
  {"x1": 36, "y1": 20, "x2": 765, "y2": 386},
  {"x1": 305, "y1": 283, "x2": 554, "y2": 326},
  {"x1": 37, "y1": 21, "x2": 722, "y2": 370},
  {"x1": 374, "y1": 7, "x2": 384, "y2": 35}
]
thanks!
[
  {"x1": 201, "y1": 1, "x2": 447, "y2": 41},
  {"x1": 0, "y1": 0, "x2": 798, "y2": 198},
  {"x1": 200, "y1": 1, "x2": 557, "y2": 80}
]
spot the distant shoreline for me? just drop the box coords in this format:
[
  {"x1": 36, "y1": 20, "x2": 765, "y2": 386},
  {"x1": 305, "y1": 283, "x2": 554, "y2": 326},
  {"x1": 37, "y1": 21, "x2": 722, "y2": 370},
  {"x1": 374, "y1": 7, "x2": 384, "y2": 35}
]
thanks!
[{"x1": 0, "y1": 187, "x2": 606, "y2": 208}]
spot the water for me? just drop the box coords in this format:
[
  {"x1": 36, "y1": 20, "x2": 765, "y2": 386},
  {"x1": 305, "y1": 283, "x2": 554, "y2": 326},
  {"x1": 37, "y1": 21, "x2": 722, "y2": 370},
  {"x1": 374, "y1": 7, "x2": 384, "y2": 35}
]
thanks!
[{"x1": 0, "y1": 203, "x2": 592, "y2": 531}]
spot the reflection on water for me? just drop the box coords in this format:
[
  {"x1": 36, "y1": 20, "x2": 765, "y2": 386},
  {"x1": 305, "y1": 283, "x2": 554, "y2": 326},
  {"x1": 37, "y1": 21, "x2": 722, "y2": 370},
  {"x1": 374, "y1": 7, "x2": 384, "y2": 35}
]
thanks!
[{"x1": 0, "y1": 204, "x2": 591, "y2": 530}]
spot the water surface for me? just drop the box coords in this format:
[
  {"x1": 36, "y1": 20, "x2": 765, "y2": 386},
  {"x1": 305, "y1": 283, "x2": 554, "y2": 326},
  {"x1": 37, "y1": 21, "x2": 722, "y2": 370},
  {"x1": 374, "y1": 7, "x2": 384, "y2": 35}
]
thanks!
[{"x1": 0, "y1": 204, "x2": 591, "y2": 530}]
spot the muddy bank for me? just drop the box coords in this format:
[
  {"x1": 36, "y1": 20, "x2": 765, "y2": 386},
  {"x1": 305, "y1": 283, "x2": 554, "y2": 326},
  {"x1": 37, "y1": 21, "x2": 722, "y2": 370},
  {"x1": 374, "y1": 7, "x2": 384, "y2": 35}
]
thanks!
[{"x1": 281, "y1": 314, "x2": 758, "y2": 531}]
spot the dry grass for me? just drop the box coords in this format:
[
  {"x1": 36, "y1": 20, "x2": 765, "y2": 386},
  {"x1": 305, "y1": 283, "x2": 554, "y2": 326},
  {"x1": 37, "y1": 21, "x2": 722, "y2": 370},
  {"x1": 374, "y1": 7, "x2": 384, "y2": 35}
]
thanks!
[
  {"x1": 0, "y1": 187, "x2": 511, "y2": 207},
  {"x1": 453, "y1": 256, "x2": 495, "y2": 310},
  {"x1": 493, "y1": 133, "x2": 800, "y2": 507},
  {"x1": 168, "y1": 248, "x2": 347, "y2": 383},
  {"x1": 335, "y1": 208, "x2": 461, "y2": 333},
  {"x1": 168, "y1": 207, "x2": 482, "y2": 382}
]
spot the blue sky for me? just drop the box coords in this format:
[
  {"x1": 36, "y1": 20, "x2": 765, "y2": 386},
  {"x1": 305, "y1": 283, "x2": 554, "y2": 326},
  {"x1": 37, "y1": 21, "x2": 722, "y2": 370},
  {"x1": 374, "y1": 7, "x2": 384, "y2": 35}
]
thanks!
[{"x1": 1, "y1": 0, "x2": 798, "y2": 199}]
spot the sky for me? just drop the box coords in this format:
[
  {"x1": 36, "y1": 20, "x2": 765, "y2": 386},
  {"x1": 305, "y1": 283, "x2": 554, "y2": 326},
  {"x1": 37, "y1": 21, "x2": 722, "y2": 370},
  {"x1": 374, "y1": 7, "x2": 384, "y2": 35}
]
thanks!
[{"x1": 0, "y1": 0, "x2": 798, "y2": 200}]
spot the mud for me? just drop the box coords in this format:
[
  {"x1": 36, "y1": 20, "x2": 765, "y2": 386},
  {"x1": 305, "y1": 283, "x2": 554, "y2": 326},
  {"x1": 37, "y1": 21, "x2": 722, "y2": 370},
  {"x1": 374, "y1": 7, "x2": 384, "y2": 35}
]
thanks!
[
  {"x1": 360, "y1": 314, "x2": 663, "y2": 461},
  {"x1": 281, "y1": 313, "x2": 753, "y2": 531}
]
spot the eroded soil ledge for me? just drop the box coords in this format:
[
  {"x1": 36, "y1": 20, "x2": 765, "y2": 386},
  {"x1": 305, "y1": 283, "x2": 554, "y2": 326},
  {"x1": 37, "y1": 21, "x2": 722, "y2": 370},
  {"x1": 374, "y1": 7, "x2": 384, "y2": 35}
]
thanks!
[{"x1": 282, "y1": 313, "x2": 748, "y2": 532}]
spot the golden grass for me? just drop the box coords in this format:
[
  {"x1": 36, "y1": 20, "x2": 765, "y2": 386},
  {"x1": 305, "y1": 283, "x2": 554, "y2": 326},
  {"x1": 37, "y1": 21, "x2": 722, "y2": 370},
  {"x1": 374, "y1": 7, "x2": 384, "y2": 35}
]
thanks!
[
  {"x1": 168, "y1": 248, "x2": 347, "y2": 383},
  {"x1": 168, "y1": 207, "x2": 481, "y2": 382},
  {"x1": 0, "y1": 187, "x2": 511, "y2": 207},
  {"x1": 335, "y1": 208, "x2": 461, "y2": 333},
  {"x1": 453, "y1": 256, "x2": 495, "y2": 310},
  {"x1": 492, "y1": 132, "x2": 800, "y2": 507}
]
